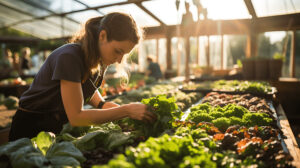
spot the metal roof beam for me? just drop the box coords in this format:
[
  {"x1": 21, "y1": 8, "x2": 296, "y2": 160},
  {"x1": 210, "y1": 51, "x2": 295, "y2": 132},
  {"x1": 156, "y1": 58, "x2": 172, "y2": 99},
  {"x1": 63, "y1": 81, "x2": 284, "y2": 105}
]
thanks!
[
  {"x1": 73, "y1": 0, "x2": 105, "y2": 16},
  {"x1": 20, "y1": 0, "x2": 80, "y2": 25},
  {"x1": 1, "y1": 0, "x2": 152, "y2": 30},
  {"x1": 244, "y1": 0, "x2": 257, "y2": 19},
  {"x1": 144, "y1": 13, "x2": 300, "y2": 38},
  {"x1": 0, "y1": 2, "x2": 76, "y2": 32}
]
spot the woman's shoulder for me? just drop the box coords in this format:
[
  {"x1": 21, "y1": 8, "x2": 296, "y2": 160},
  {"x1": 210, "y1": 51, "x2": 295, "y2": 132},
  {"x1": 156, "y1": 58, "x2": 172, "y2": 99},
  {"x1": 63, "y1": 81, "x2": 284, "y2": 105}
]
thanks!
[
  {"x1": 54, "y1": 43, "x2": 83, "y2": 55},
  {"x1": 47, "y1": 43, "x2": 83, "y2": 60}
]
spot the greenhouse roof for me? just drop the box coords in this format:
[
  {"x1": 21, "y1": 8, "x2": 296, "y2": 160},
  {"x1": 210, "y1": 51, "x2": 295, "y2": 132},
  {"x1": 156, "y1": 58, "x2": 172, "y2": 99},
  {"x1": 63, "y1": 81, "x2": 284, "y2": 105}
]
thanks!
[{"x1": 0, "y1": 0, "x2": 299, "y2": 39}]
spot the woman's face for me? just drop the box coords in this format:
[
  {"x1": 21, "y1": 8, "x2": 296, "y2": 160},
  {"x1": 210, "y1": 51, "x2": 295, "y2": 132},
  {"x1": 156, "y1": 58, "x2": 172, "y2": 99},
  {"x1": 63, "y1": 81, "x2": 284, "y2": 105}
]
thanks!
[{"x1": 98, "y1": 30, "x2": 136, "y2": 66}]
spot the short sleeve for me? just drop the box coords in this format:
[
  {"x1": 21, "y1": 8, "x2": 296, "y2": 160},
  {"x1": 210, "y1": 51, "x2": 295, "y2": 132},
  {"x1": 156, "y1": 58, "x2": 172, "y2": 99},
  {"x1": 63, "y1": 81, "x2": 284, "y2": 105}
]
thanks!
[{"x1": 51, "y1": 53, "x2": 83, "y2": 82}]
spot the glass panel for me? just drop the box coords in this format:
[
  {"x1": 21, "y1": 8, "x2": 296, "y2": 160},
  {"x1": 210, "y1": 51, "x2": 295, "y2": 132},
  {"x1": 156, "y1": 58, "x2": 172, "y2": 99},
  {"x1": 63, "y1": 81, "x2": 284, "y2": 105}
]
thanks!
[
  {"x1": 12, "y1": 20, "x2": 68, "y2": 39},
  {"x1": 24, "y1": 0, "x2": 86, "y2": 13},
  {"x1": 100, "y1": 4, "x2": 160, "y2": 27},
  {"x1": 257, "y1": 31, "x2": 290, "y2": 77},
  {"x1": 201, "y1": 0, "x2": 251, "y2": 20},
  {"x1": 171, "y1": 38, "x2": 179, "y2": 73},
  {"x1": 143, "y1": 0, "x2": 250, "y2": 25},
  {"x1": 190, "y1": 37, "x2": 197, "y2": 64},
  {"x1": 0, "y1": 5, "x2": 32, "y2": 26},
  {"x1": 0, "y1": 0, "x2": 50, "y2": 17},
  {"x1": 223, "y1": 35, "x2": 247, "y2": 69},
  {"x1": 138, "y1": 39, "x2": 156, "y2": 72},
  {"x1": 252, "y1": 0, "x2": 300, "y2": 17},
  {"x1": 190, "y1": 37, "x2": 198, "y2": 76},
  {"x1": 209, "y1": 36, "x2": 221, "y2": 69},
  {"x1": 78, "y1": 0, "x2": 126, "y2": 7},
  {"x1": 67, "y1": 10, "x2": 102, "y2": 24},
  {"x1": 180, "y1": 38, "x2": 186, "y2": 75},
  {"x1": 46, "y1": 16, "x2": 80, "y2": 33},
  {"x1": 199, "y1": 36, "x2": 208, "y2": 66},
  {"x1": 142, "y1": 0, "x2": 180, "y2": 25},
  {"x1": 158, "y1": 39, "x2": 166, "y2": 72},
  {"x1": 12, "y1": 24, "x2": 53, "y2": 39}
]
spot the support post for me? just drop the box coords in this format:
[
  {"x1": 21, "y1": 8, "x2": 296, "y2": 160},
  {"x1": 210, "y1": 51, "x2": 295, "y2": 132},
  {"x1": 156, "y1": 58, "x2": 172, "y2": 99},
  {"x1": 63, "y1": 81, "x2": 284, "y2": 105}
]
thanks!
[
  {"x1": 185, "y1": 36, "x2": 190, "y2": 81},
  {"x1": 221, "y1": 35, "x2": 224, "y2": 69},
  {"x1": 156, "y1": 38, "x2": 159, "y2": 62},
  {"x1": 166, "y1": 33, "x2": 172, "y2": 71},
  {"x1": 246, "y1": 31, "x2": 258, "y2": 58},
  {"x1": 206, "y1": 36, "x2": 210, "y2": 66},
  {"x1": 196, "y1": 36, "x2": 199, "y2": 65},
  {"x1": 290, "y1": 30, "x2": 296, "y2": 77},
  {"x1": 177, "y1": 38, "x2": 181, "y2": 76}
]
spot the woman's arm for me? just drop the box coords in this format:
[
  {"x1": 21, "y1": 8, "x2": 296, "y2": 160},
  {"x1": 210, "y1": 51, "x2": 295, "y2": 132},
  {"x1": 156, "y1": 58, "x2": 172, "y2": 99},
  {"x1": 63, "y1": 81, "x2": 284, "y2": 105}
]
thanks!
[
  {"x1": 61, "y1": 80, "x2": 156, "y2": 126},
  {"x1": 89, "y1": 90, "x2": 120, "y2": 109}
]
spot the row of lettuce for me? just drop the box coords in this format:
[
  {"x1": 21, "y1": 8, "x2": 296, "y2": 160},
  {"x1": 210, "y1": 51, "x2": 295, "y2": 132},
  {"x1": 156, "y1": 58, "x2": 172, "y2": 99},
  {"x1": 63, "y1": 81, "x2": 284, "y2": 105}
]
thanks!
[
  {"x1": 182, "y1": 80, "x2": 273, "y2": 95},
  {"x1": 0, "y1": 82, "x2": 294, "y2": 167},
  {"x1": 99, "y1": 92, "x2": 293, "y2": 168}
]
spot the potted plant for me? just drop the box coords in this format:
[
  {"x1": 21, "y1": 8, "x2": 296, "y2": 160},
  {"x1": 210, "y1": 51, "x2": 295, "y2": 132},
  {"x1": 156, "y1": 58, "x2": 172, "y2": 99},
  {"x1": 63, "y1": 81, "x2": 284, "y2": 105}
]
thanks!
[
  {"x1": 192, "y1": 65, "x2": 202, "y2": 77},
  {"x1": 200, "y1": 66, "x2": 214, "y2": 76},
  {"x1": 242, "y1": 58, "x2": 255, "y2": 80},
  {"x1": 255, "y1": 57, "x2": 269, "y2": 80},
  {"x1": 269, "y1": 52, "x2": 284, "y2": 80}
]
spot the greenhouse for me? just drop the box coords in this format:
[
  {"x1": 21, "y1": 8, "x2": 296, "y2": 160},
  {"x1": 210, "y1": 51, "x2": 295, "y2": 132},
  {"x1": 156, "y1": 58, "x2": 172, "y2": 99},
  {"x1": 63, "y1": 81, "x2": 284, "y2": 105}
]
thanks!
[{"x1": 0, "y1": 0, "x2": 300, "y2": 167}]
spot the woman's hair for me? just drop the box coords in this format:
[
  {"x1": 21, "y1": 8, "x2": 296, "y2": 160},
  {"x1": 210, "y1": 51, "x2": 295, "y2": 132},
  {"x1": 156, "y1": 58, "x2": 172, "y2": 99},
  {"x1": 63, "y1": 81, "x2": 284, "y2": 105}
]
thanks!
[
  {"x1": 69, "y1": 12, "x2": 142, "y2": 82},
  {"x1": 147, "y1": 55, "x2": 156, "y2": 62}
]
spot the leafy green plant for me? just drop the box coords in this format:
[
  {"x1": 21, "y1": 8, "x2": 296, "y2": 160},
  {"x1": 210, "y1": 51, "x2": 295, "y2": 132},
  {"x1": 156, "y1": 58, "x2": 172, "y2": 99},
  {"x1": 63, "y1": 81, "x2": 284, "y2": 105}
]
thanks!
[
  {"x1": 186, "y1": 103, "x2": 273, "y2": 131},
  {"x1": 93, "y1": 154, "x2": 135, "y2": 168},
  {"x1": 130, "y1": 95, "x2": 183, "y2": 137},
  {"x1": 3, "y1": 96, "x2": 19, "y2": 110},
  {"x1": 273, "y1": 52, "x2": 285, "y2": 62},
  {"x1": 125, "y1": 134, "x2": 215, "y2": 168},
  {"x1": 59, "y1": 122, "x2": 133, "y2": 151},
  {"x1": 209, "y1": 80, "x2": 273, "y2": 94},
  {"x1": 0, "y1": 132, "x2": 85, "y2": 168},
  {"x1": 237, "y1": 59, "x2": 243, "y2": 68},
  {"x1": 242, "y1": 113, "x2": 273, "y2": 127}
]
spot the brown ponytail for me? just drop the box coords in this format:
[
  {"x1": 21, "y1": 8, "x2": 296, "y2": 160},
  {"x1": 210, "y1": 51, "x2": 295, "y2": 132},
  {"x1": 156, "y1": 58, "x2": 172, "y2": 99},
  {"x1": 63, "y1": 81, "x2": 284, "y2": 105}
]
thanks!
[{"x1": 69, "y1": 12, "x2": 142, "y2": 82}]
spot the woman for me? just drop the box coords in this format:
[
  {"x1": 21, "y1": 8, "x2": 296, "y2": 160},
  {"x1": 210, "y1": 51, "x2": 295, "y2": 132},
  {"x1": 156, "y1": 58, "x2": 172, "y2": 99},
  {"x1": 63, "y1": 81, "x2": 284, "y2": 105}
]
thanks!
[
  {"x1": 19, "y1": 47, "x2": 32, "y2": 75},
  {"x1": 12, "y1": 52, "x2": 21, "y2": 75},
  {"x1": 9, "y1": 12, "x2": 156, "y2": 141}
]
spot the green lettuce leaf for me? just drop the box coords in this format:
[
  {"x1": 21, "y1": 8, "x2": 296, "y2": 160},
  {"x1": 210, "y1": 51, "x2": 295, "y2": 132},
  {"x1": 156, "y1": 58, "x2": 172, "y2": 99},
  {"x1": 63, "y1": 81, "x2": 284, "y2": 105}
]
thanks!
[
  {"x1": 46, "y1": 141, "x2": 86, "y2": 166},
  {"x1": 32, "y1": 131, "x2": 55, "y2": 155}
]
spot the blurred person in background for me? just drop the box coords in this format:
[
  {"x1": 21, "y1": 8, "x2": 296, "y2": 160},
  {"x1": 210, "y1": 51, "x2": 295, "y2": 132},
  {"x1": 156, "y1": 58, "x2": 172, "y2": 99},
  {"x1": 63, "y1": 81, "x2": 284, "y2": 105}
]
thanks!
[
  {"x1": 19, "y1": 47, "x2": 32, "y2": 75},
  {"x1": 0, "y1": 49, "x2": 13, "y2": 78},
  {"x1": 4, "y1": 49, "x2": 13, "y2": 66},
  {"x1": 9, "y1": 12, "x2": 156, "y2": 141},
  {"x1": 11, "y1": 52, "x2": 21, "y2": 76},
  {"x1": 146, "y1": 55, "x2": 163, "y2": 80}
]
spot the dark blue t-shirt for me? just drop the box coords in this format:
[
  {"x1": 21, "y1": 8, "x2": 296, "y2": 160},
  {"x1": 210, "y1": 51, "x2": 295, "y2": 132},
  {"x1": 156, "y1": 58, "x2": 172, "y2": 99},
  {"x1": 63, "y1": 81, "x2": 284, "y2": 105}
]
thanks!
[
  {"x1": 19, "y1": 43, "x2": 103, "y2": 114},
  {"x1": 148, "y1": 62, "x2": 162, "y2": 79}
]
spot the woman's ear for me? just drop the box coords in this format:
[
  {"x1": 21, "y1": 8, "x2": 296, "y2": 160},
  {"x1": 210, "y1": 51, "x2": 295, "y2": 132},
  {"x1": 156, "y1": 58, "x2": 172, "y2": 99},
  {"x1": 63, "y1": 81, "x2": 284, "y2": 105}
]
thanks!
[{"x1": 98, "y1": 30, "x2": 107, "y2": 43}]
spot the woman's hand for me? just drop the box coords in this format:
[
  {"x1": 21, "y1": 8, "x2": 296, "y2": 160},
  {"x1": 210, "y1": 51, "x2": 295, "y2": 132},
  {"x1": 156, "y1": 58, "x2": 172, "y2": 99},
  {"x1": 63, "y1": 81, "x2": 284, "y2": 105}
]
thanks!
[{"x1": 124, "y1": 103, "x2": 157, "y2": 123}]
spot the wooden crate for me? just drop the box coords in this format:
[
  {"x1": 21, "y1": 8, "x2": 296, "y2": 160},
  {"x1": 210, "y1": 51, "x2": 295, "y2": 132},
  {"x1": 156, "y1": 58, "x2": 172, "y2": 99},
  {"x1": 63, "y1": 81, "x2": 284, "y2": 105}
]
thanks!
[{"x1": 276, "y1": 104, "x2": 300, "y2": 167}]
